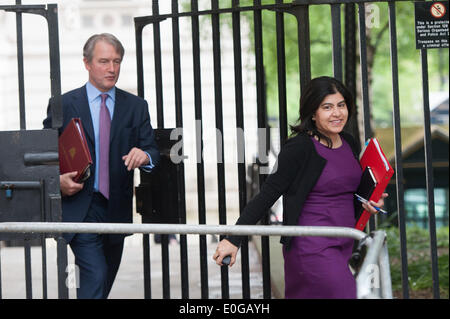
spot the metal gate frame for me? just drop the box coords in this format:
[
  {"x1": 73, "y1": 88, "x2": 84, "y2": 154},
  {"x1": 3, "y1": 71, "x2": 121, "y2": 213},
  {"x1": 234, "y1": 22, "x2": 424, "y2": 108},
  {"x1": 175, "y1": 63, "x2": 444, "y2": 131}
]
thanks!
[
  {"x1": 133, "y1": 0, "x2": 442, "y2": 299},
  {"x1": 0, "y1": 0, "x2": 444, "y2": 300},
  {"x1": 0, "y1": 3, "x2": 67, "y2": 300},
  {"x1": 0, "y1": 222, "x2": 393, "y2": 299}
]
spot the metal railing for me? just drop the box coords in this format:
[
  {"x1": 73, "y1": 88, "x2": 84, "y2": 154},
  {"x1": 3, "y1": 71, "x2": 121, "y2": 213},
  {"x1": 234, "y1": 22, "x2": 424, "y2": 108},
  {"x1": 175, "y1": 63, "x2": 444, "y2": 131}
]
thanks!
[
  {"x1": 355, "y1": 230, "x2": 392, "y2": 299},
  {"x1": 0, "y1": 222, "x2": 392, "y2": 299}
]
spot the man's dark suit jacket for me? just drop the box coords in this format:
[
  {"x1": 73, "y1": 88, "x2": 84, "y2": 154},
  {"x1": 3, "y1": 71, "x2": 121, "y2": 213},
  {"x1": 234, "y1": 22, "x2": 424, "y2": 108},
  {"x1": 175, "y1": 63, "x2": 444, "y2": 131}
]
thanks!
[{"x1": 43, "y1": 85, "x2": 160, "y2": 243}]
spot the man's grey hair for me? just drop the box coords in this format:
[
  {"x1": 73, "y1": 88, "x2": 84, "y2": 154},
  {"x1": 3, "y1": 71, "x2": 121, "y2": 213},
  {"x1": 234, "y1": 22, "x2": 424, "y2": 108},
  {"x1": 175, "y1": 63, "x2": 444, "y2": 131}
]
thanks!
[{"x1": 83, "y1": 33, "x2": 125, "y2": 62}]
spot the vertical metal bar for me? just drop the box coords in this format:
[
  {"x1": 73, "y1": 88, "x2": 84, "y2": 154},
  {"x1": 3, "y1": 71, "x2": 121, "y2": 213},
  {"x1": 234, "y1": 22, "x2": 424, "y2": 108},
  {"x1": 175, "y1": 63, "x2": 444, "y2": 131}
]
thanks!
[
  {"x1": 357, "y1": 3, "x2": 372, "y2": 140},
  {"x1": 445, "y1": 189, "x2": 449, "y2": 226},
  {"x1": 344, "y1": 3, "x2": 359, "y2": 140},
  {"x1": 287, "y1": 5, "x2": 311, "y2": 93},
  {"x1": 420, "y1": 49, "x2": 440, "y2": 299},
  {"x1": 232, "y1": 0, "x2": 251, "y2": 299},
  {"x1": 15, "y1": 0, "x2": 26, "y2": 130},
  {"x1": 298, "y1": 5, "x2": 311, "y2": 94},
  {"x1": 357, "y1": 2, "x2": 375, "y2": 231},
  {"x1": 46, "y1": 4, "x2": 69, "y2": 299},
  {"x1": 191, "y1": 0, "x2": 209, "y2": 299},
  {"x1": 387, "y1": 1, "x2": 409, "y2": 299},
  {"x1": 161, "y1": 234, "x2": 170, "y2": 299},
  {"x1": 253, "y1": 0, "x2": 271, "y2": 299},
  {"x1": 275, "y1": 0, "x2": 288, "y2": 144},
  {"x1": 135, "y1": 23, "x2": 145, "y2": 99},
  {"x1": 171, "y1": 0, "x2": 189, "y2": 300},
  {"x1": 24, "y1": 239, "x2": 32, "y2": 299},
  {"x1": 0, "y1": 243, "x2": 2, "y2": 299},
  {"x1": 344, "y1": 3, "x2": 356, "y2": 93},
  {"x1": 330, "y1": 3, "x2": 343, "y2": 81},
  {"x1": 40, "y1": 180, "x2": 47, "y2": 299},
  {"x1": 211, "y1": 0, "x2": 229, "y2": 299},
  {"x1": 135, "y1": 17, "x2": 152, "y2": 300},
  {"x1": 153, "y1": 0, "x2": 164, "y2": 128},
  {"x1": 46, "y1": 4, "x2": 63, "y2": 129},
  {"x1": 171, "y1": 0, "x2": 183, "y2": 126},
  {"x1": 142, "y1": 234, "x2": 151, "y2": 299},
  {"x1": 40, "y1": 235, "x2": 47, "y2": 299},
  {"x1": 56, "y1": 237, "x2": 68, "y2": 299},
  {"x1": 254, "y1": 0, "x2": 266, "y2": 189},
  {"x1": 158, "y1": 13, "x2": 171, "y2": 280}
]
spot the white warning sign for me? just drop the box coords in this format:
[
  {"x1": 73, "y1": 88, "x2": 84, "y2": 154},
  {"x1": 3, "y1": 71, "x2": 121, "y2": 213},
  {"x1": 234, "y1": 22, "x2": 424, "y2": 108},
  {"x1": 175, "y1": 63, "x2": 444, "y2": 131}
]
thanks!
[{"x1": 415, "y1": 1, "x2": 449, "y2": 49}]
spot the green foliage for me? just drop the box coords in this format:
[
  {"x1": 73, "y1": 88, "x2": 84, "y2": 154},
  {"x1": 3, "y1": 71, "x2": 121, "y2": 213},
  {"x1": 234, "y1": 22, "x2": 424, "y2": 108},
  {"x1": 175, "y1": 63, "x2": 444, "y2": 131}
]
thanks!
[
  {"x1": 180, "y1": 0, "x2": 449, "y2": 129},
  {"x1": 384, "y1": 226, "x2": 449, "y2": 298},
  {"x1": 369, "y1": 2, "x2": 449, "y2": 127}
]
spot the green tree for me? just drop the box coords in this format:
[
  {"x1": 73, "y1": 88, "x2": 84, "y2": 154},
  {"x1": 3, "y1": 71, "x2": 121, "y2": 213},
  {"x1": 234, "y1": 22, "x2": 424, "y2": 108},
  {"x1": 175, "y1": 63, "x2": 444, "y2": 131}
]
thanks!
[
  {"x1": 365, "y1": 1, "x2": 449, "y2": 127},
  {"x1": 181, "y1": 0, "x2": 448, "y2": 129}
]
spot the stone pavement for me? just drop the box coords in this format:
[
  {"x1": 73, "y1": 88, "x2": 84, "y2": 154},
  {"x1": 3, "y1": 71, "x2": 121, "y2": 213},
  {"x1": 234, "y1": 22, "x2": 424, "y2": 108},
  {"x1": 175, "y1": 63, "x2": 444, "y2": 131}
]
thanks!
[{"x1": 0, "y1": 233, "x2": 268, "y2": 299}]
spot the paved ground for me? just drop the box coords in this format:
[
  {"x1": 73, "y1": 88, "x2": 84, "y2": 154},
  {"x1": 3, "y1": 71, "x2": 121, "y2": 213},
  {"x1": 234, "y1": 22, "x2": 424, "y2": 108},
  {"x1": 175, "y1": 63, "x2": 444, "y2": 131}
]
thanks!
[{"x1": 0, "y1": 233, "x2": 268, "y2": 299}]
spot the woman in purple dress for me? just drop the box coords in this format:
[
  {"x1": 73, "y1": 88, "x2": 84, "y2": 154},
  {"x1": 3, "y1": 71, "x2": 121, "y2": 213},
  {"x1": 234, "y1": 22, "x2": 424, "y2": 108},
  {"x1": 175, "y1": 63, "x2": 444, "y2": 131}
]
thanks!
[{"x1": 213, "y1": 76, "x2": 387, "y2": 299}]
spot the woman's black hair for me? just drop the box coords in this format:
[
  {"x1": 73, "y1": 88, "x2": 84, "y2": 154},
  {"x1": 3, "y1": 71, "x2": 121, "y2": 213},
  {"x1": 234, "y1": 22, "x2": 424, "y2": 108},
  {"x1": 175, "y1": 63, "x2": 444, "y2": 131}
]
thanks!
[{"x1": 290, "y1": 76, "x2": 354, "y2": 148}]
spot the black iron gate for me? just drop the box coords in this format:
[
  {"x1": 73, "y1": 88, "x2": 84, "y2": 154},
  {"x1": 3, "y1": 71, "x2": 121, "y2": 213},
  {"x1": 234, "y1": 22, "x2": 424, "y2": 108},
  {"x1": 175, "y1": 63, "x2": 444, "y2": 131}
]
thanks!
[
  {"x1": 0, "y1": 3, "x2": 67, "y2": 299},
  {"x1": 134, "y1": 0, "x2": 445, "y2": 299},
  {"x1": 0, "y1": 0, "x2": 445, "y2": 299}
]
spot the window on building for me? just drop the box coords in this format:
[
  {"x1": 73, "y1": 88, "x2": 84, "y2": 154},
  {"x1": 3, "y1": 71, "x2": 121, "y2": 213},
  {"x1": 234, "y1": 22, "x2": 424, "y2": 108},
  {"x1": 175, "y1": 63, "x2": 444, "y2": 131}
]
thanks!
[
  {"x1": 121, "y1": 15, "x2": 132, "y2": 26},
  {"x1": 82, "y1": 15, "x2": 94, "y2": 28},
  {"x1": 102, "y1": 14, "x2": 114, "y2": 27}
]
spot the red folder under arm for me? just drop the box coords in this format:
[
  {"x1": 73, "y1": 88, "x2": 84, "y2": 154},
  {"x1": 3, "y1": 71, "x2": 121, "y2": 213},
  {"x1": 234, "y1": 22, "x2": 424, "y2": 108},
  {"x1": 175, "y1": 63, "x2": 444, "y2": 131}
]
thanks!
[
  {"x1": 58, "y1": 118, "x2": 93, "y2": 183},
  {"x1": 355, "y1": 138, "x2": 394, "y2": 230}
]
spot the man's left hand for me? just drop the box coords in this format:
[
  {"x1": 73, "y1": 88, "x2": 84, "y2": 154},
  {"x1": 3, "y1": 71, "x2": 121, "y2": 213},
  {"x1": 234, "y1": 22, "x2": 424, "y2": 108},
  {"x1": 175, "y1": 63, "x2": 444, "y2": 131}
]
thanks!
[{"x1": 122, "y1": 147, "x2": 149, "y2": 171}]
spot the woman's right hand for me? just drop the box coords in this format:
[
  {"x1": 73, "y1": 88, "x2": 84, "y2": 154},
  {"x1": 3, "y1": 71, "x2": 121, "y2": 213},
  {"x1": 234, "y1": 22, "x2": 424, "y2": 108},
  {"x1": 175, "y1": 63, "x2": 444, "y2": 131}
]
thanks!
[{"x1": 213, "y1": 239, "x2": 239, "y2": 267}]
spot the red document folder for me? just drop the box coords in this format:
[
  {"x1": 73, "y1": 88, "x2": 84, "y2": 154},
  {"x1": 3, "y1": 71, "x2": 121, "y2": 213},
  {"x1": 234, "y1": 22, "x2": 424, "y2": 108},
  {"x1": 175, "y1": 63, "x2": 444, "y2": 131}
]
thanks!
[
  {"x1": 58, "y1": 118, "x2": 93, "y2": 182},
  {"x1": 355, "y1": 138, "x2": 394, "y2": 230}
]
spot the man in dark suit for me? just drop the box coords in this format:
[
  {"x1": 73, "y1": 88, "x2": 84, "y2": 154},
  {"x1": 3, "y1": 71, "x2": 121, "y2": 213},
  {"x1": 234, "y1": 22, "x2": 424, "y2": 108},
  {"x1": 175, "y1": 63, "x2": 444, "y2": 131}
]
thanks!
[{"x1": 43, "y1": 33, "x2": 160, "y2": 299}]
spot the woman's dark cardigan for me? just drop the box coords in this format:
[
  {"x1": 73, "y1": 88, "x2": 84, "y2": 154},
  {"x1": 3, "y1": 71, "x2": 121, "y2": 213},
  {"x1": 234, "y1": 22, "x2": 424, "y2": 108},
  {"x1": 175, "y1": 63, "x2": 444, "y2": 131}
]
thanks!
[{"x1": 227, "y1": 131, "x2": 361, "y2": 250}]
